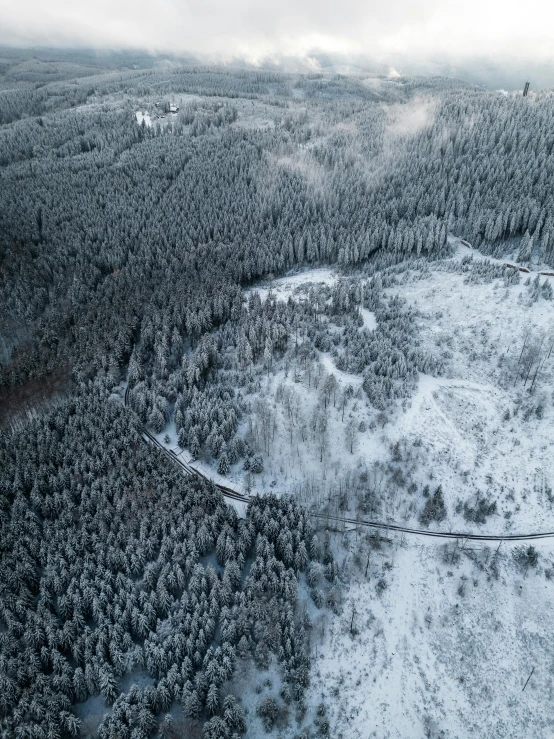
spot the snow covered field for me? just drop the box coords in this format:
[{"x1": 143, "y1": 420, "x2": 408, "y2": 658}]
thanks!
[
  {"x1": 306, "y1": 534, "x2": 554, "y2": 739},
  {"x1": 385, "y1": 252, "x2": 554, "y2": 534},
  {"x1": 296, "y1": 249, "x2": 554, "y2": 738},
  {"x1": 246, "y1": 267, "x2": 338, "y2": 303}
]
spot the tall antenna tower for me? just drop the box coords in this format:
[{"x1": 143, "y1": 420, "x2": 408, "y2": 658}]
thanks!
[{"x1": 523, "y1": 81, "x2": 530, "y2": 96}]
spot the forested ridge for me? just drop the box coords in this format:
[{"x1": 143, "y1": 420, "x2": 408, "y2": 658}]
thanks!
[{"x1": 1, "y1": 63, "x2": 553, "y2": 394}]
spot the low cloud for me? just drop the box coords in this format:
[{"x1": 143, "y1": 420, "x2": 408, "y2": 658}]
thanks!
[
  {"x1": 271, "y1": 151, "x2": 329, "y2": 195},
  {"x1": 1, "y1": 0, "x2": 553, "y2": 89},
  {"x1": 385, "y1": 97, "x2": 437, "y2": 138}
]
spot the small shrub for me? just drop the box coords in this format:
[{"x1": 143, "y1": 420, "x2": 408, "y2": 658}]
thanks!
[
  {"x1": 295, "y1": 700, "x2": 307, "y2": 724},
  {"x1": 377, "y1": 412, "x2": 388, "y2": 427},
  {"x1": 250, "y1": 455, "x2": 264, "y2": 474},
  {"x1": 463, "y1": 494, "x2": 497, "y2": 524},
  {"x1": 420, "y1": 485, "x2": 447, "y2": 525},
  {"x1": 523, "y1": 406, "x2": 534, "y2": 422},
  {"x1": 280, "y1": 685, "x2": 292, "y2": 705},
  {"x1": 315, "y1": 703, "x2": 330, "y2": 737},
  {"x1": 513, "y1": 545, "x2": 539, "y2": 570}
]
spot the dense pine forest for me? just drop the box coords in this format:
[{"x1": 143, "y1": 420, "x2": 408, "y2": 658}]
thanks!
[
  {"x1": 1, "y1": 384, "x2": 332, "y2": 737},
  {"x1": 2, "y1": 49, "x2": 554, "y2": 737},
  {"x1": 2, "y1": 57, "x2": 553, "y2": 400}
]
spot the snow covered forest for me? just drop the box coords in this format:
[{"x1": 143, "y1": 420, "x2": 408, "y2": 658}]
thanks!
[
  {"x1": 2, "y1": 54, "x2": 554, "y2": 398},
  {"x1": 2, "y1": 48, "x2": 554, "y2": 738}
]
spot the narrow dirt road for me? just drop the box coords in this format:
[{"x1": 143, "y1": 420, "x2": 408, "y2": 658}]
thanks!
[{"x1": 125, "y1": 383, "x2": 554, "y2": 542}]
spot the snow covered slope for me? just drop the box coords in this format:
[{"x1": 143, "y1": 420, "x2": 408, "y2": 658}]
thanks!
[
  {"x1": 299, "y1": 248, "x2": 554, "y2": 738},
  {"x1": 150, "y1": 250, "x2": 554, "y2": 738},
  {"x1": 306, "y1": 535, "x2": 554, "y2": 739},
  {"x1": 384, "y1": 249, "x2": 554, "y2": 535}
]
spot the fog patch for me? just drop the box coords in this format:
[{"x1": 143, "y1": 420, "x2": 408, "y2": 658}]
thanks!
[
  {"x1": 272, "y1": 150, "x2": 329, "y2": 194},
  {"x1": 332, "y1": 120, "x2": 358, "y2": 134},
  {"x1": 385, "y1": 95, "x2": 437, "y2": 138}
]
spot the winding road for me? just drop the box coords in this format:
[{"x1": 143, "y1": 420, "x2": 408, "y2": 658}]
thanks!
[{"x1": 124, "y1": 384, "x2": 554, "y2": 543}]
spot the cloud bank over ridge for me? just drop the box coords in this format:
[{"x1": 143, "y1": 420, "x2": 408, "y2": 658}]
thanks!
[{"x1": 1, "y1": 0, "x2": 553, "y2": 89}]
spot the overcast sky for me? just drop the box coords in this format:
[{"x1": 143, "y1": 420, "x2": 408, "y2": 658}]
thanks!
[{"x1": 1, "y1": 0, "x2": 553, "y2": 83}]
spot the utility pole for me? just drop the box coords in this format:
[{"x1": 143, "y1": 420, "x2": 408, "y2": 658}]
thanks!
[
  {"x1": 523, "y1": 82, "x2": 530, "y2": 97},
  {"x1": 522, "y1": 666, "x2": 535, "y2": 692}
]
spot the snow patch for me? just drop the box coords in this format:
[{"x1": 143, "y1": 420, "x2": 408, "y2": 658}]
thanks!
[
  {"x1": 135, "y1": 111, "x2": 152, "y2": 127},
  {"x1": 360, "y1": 307, "x2": 377, "y2": 331}
]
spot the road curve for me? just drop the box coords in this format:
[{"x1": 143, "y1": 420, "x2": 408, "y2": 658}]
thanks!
[{"x1": 124, "y1": 383, "x2": 554, "y2": 543}]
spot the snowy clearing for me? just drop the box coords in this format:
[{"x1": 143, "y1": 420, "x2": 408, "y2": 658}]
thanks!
[
  {"x1": 360, "y1": 307, "x2": 377, "y2": 331},
  {"x1": 384, "y1": 262, "x2": 554, "y2": 534},
  {"x1": 306, "y1": 535, "x2": 554, "y2": 739},
  {"x1": 134, "y1": 110, "x2": 152, "y2": 127},
  {"x1": 246, "y1": 267, "x2": 338, "y2": 302}
]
